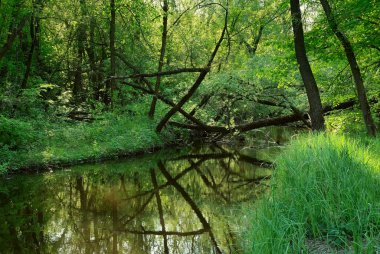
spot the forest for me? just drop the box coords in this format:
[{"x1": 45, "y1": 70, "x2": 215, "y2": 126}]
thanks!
[{"x1": 1, "y1": 0, "x2": 380, "y2": 253}]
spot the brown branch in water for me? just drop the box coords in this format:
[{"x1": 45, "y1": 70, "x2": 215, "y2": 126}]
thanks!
[
  {"x1": 150, "y1": 168, "x2": 169, "y2": 253},
  {"x1": 122, "y1": 159, "x2": 205, "y2": 202},
  {"x1": 120, "y1": 193, "x2": 155, "y2": 227},
  {"x1": 158, "y1": 161, "x2": 222, "y2": 254},
  {"x1": 123, "y1": 228, "x2": 209, "y2": 236},
  {"x1": 170, "y1": 152, "x2": 273, "y2": 168}
]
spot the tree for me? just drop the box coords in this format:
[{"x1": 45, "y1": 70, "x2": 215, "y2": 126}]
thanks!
[
  {"x1": 319, "y1": 0, "x2": 376, "y2": 136},
  {"x1": 108, "y1": 0, "x2": 116, "y2": 106},
  {"x1": 148, "y1": 0, "x2": 169, "y2": 118},
  {"x1": 0, "y1": 16, "x2": 29, "y2": 61},
  {"x1": 290, "y1": 0, "x2": 325, "y2": 131},
  {"x1": 155, "y1": 6, "x2": 228, "y2": 132},
  {"x1": 21, "y1": 0, "x2": 42, "y2": 89}
]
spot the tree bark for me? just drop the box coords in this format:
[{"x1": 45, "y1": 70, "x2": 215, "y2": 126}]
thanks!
[
  {"x1": 243, "y1": 25, "x2": 264, "y2": 55},
  {"x1": 320, "y1": 0, "x2": 376, "y2": 136},
  {"x1": 86, "y1": 18, "x2": 101, "y2": 101},
  {"x1": 290, "y1": 0, "x2": 325, "y2": 131},
  {"x1": 0, "y1": 16, "x2": 29, "y2": 61},
  {"x1": 150, "y1": 169, "x2": 169, "y2": 254},
  {"x1": 21, "y1": 0, "x2": 40, "y2": 89},
  {"x1": 107, "y1": 0, "x2": 117, "y2": 106},
  {"x1": 113, "y1": 67, "x2": 207, "y2": 79},
  {"x1": 122, "y1": 81, "x2": 228, "y2": 133},
  {"x1": 149, "y1": 0, "x2": 169, "y2": 118},
  {"x1": 73, "y1": 0, "x2": 87, "y2": 104},
  {"x1": 169, "y1": 99, "x2": 356, "y2": 134},
  {"x1": 156, "y1": 9, "x2": 228, "y2": 132}
]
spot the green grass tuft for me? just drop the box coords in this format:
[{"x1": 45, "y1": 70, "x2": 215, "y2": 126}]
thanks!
[{"x1": 243, "y1": 134, "x2": 380, "y2": 253}]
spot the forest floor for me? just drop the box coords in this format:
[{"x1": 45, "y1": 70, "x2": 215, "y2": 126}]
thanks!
[
  {"x1": 0, "y1": 113, "x2": 183, "y2": 174},
  {"x1": 241, "y1": 133, "x2": 380, "y2": 253}
]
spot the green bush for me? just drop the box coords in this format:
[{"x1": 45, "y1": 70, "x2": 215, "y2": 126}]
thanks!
[{"x1": 0, "y1": 116, "x2": 35, "y2": 149}]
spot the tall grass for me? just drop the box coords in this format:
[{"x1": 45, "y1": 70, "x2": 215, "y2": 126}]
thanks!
[{"x1": 243, "y1": 134, "x2": 380, "y2": 253}]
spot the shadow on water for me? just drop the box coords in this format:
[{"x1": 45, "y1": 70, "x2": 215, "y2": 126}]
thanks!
[{"x1": 0, "y1": 128, "x2": 297, "y2": 253}]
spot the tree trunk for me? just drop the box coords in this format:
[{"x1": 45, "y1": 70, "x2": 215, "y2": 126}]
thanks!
[
  {"x1": 107, "y1": 0, "x2": 116, "y2": 106},
  {"x1": 156, "y1": 10, "x2": 228, "y2": 132},
  {"x1": 243, "y1": 25, "x2": 264, "y2": 55},
  {"x1": 320, "y1": 0, "x2": 376, "y2": 136},
  {"x1": 290, "y1": 0, "x2": 325, "y2": 131},
  {"x1": 86, "y1": 18, "x2": 101, "y2": 101},
  {"x1": 21, "y1": 3, "x2": 39, "y2": 89},
  {"x1": 73, "y1": 0, "x2": 87, "y2": 104},
  {"x1": 0, "y1": 16, "x2": 29, "y2": 61},
  {"x1": 149, "y1": 0, "x2": 169, "y2": 118}
]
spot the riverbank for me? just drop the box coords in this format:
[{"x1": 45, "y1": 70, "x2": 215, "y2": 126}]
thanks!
[
  {"x1": 241, "y1": 134, "x2": 380, "y2": 253},
  {"x1": 0, "y1": 114, "x2": 184, "y2": 174}
]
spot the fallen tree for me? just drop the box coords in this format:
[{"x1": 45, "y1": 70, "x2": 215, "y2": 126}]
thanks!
[
  {"x1": 120, "y1": 73, "x2": 357, "y2": 135},
  {"x1": 111, "y1": 2, "x2": 359, "y2": 136},
  {"x1": 168, "y1": 99, "x2": 357, "y2": 133}
]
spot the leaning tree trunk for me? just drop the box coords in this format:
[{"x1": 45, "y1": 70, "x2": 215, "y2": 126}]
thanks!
[
  {"x1": 155, "y1": 9, "x2": 228, "y2": 132},
  {"x1": 149, "y1": 0, "x2": 169, "y2": 118},
  {"x1": 320, "y1": 0, "x2": 376, "y2": 136},
  {"x1": 290, "y1": 0, "x2": 325, "y2": 131}
]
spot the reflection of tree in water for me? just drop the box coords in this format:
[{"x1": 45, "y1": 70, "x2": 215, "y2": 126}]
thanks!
[{"x1": 0, "y1": 145, "x2": 273, "y2": 253}]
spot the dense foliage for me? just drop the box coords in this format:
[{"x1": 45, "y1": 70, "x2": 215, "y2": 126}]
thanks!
[
  {"x1": 1, "y1": 1, "x2": 380, "y2": 252},
  {"x1": 0, "y1": 0, "x2": 379, "y2": 167}
]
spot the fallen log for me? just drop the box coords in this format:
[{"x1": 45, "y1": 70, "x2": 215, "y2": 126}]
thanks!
[
  {"x1": 235, "y1": 113, "x2": 303, "y2": 132},
  {"x1": 169, "y1": 113, "x2": 303, "y2": 133},
  {"x1": 169, "y1": 99, "x2": 357, "y2": 133},
  {"x1": 121, "y1": 68, "x2": 357, "y2": 134},
  {"x1": 323, "y1": 99, "x2": 355, "y2": 113}
]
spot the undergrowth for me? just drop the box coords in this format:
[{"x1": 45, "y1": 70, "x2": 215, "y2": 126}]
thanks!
[
  {"x1": 243, "y1": 134, "x2": 380, "y2": 253},
  {"x1": 0, "y1": 112, "x2": 182, "y2": 172}
]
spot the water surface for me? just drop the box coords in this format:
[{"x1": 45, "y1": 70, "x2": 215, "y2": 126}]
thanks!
[{"x1": 0, "y1": 128, "x2": 295, "y2": 253}]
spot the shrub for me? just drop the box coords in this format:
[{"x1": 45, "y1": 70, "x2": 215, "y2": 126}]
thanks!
[{"x1": 0, "y1": 116, "x2": 35, "y2": 149}]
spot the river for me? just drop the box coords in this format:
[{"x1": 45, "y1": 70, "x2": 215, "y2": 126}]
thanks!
[{"x1": 0, "y1": 127, "x2": 298, "y2": 253}]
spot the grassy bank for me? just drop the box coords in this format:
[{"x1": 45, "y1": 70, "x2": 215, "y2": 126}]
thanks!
[
  {"x1": 0, "y1": 113, "x2": 182, "y2": 173},
  {"x1": 242, "y1": 134, "x2": 380, "y2": 253}
]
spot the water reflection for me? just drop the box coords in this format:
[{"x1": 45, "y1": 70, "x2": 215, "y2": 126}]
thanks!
[{"x1": 0, "y1": 144, "x2": 275, "y2": 254}]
